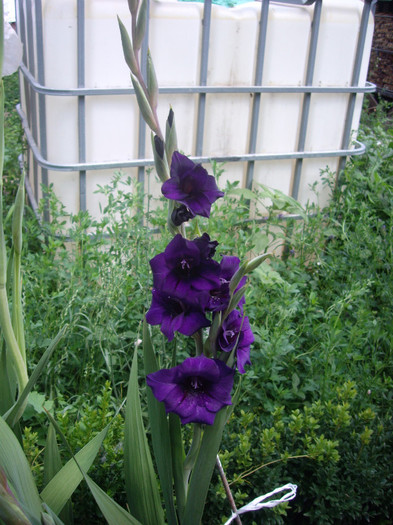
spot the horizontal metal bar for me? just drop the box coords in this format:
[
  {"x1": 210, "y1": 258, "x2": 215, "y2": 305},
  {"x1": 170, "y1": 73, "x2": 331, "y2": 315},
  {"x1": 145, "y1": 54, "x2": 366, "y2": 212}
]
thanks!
[
  {"x1": 17, "y1": 103, "x2": 366, "y2": 173},
  {"x1": 372, "y1": 46, "x2": 393, "y2": 56},
  {"x1": 19, "y1": 63, "x2": 376, "y2": 97}
]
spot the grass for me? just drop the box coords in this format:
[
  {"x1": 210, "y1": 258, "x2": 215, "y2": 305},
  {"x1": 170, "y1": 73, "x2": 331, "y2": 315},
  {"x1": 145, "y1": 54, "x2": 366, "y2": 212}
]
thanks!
[{"x1": 2, "y1": 72, "x2": 393, "y2": 524}]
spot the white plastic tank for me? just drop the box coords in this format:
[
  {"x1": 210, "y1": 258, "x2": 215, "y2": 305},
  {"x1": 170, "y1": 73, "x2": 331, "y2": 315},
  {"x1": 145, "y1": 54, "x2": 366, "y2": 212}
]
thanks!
[{"x1": 17, "y1": 0, "x2": 374, "y2": 219}]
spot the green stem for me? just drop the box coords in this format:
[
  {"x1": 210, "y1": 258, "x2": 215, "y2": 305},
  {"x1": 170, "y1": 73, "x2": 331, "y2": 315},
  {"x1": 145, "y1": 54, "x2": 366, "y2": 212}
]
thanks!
[
  {"x1": 0, "y1": 287, "x2": 28, "y2": 392},
  {"x1": 12, "y1": 250, "x2": 26, "y2": 365},
  {"x1": 183, "y1": 424, "x2": 202, "y2": 493},
  {"x1": 193, "y1": 330, "x2": 204, "y2": 356}
]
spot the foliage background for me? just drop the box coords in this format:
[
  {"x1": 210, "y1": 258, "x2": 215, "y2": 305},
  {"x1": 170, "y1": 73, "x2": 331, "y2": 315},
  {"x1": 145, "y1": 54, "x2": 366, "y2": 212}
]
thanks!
[{"x1": 3, "y1": 72, "x2": 393, "y2": 524}]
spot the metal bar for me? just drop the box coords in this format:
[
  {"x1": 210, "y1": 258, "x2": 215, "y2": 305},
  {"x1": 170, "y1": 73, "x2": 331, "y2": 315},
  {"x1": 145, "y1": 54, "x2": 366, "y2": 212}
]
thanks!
[
  {"x1": 337, "y1": 0, "x2": 377, "y2": 176},
  {"x1": 20, "y1": 62, "x2": 375, "y2": 97},
  {"x1": 245, "y1": 0, "x2": 270, "y2": 190},
  {"x1": 25, "y1": 0, "x2": 39, "y2": 200},
  {"x1": 291, "y1": 0, "x2": 322, "y2": 200},
  {"x1": 35, "y1": 0, "x2": 49, "y2": 221},
  {"x1": 18, "y1": 101, "x2": 367, "y2": 172},
  {"x1": 195, "y1": 0, "x2": 212, "y2": 157},
  {"x1": 77, "y1": 0, "x2": 86, "y2": 212}
]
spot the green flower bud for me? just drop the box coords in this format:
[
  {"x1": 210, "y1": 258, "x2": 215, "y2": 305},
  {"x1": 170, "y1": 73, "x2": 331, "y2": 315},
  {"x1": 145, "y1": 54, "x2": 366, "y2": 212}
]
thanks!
[
  {"x1": 134, "y1": 0, "x2": 148, "y2": 51},
  {"x1": 118, "y1": 17, "x2": 138, "y2": 76},
  {"x1": 151, "y1": 133, "x2": 170, "y2": 183},
  {"x1": 131, "y1": 73, "x2": 158, "y2": 134},
  {"x1": 165, "y1": 107, "x2": 178, "y2": 166},
  {"x1": 147, "y1": 50, "x2": 158, "y2": 112}
]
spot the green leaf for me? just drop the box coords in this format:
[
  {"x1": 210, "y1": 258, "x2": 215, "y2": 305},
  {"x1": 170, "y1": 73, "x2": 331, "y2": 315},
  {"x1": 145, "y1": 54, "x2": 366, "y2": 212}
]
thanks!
[
  {"x1": 0, "y1": 415, "x2": 42, "y2": 524},
  {"x1": 0, "y1": 346, "x2": 14, "y2": 416},
  {"x1": 226, "y1": 187, "x2": 258, "y2": 201},
  {"x1": 182, "y1": 408, "x2": 229, "y2": 525},
  {"x1": 84, "y1": 474, "x2": 142, "y2": 525},
  {"x1": 43, "y1": 425, "x2": 74, "y2": 525},
  {"x1": 124, "y1": 347, "x2": 165, "y2": 525},
  {"x1": 4, "y1": 325, "x2": 67, "y2": 427},
  {"x1": 40, "y1": 426, "x2": 109, "y2": 515},
  {"x1": 43, "y1": 425, "x2": 62, "y2": 487},
  {"x1": 143, "y1": 320, "x2": 178, "y2": 525}
]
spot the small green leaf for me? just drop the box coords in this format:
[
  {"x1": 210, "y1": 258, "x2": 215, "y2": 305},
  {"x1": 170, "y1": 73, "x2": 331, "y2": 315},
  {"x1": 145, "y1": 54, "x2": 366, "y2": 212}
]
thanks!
[{"x1": 227, "y1": 187, "x2": 258, "y2": 201}]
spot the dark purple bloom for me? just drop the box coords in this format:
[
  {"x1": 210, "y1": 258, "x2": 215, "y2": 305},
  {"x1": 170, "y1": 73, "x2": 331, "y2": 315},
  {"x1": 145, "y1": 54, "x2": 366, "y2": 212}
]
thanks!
[
  {"x1": 171, "y1": 204, "x2": 194, "y2": 226},
  {"x1": 217, "y1": 310, "x2": 254, "y2": 374},
  {"x1": 208, "y1": 256, "x2": 247, "y2": 312},
  {"x1": 162, "y1": 152, "x2": 224, "y2": 218},
  {"x1": 146, "y1": 289, "x2": 210, "y2": 341},
  {"x1": 146, "y1": 355, "x2": 235, "y2": 425},
  {"x1": 150, "y1": 234, "x2": 221, "y2": 297},
  {"x1": 193, "y1": 233, "x2": 219, "y2": 260}
]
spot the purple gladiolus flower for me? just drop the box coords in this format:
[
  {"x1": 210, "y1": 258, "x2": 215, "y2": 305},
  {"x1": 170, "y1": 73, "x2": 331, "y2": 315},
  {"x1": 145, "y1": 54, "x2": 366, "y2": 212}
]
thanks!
[
  {"x1": 162, "y1": 152, "x2": 224, "y2": 218},
  {"x1": 150, "y1": 234, "x2": 221, "y2": 297},
  {"x1": 208, "y1": 256, "x2": 247, "y2": 312},
  {"x1": 217, "y1": 310, "x2": 254, "y2": 374},
  {"x1": 146, "y1": 355, "x2": 235, "y2": 425},
  {"x1": 146, "y1": 289, "x2": 211, "y2": 341}
]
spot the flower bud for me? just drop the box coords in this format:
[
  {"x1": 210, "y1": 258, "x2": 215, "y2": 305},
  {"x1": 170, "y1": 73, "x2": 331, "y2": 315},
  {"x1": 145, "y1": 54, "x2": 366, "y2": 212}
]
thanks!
[
  {"x1": 171, "y1": 204, "x2": 193, "y2": 226},
  {"x1": 127, "y1": 0, "x2": 139, "y2": 14},
  {"x1": 165, "y1": 107, "x2": 178, "y2": 166},
  {"x1": 117, "y1": 17, "x2": 138, "y2": 76},
  {"x1": 245, "y1": 253, "x2": 272, "y2": 273},
  {"x1": 151, "y1": 134, "x2": 170, "y2": 183},
  {"x1": 134, "y1": 0, "x2": 147, "y2": 51},
  {"x1": 131, "y1": 74, "x2": 158, "y2": 134},
  {"x1": 147, "y1": 50, "x2": 158, "y2": 112}
]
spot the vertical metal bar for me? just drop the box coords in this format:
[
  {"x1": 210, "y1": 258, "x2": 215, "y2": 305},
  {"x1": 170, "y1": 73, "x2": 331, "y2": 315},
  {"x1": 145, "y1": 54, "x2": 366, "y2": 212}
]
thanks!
[
  {"x1": 291, "y1": 0, "x2": 322, "y2": 200},
  {"x1": 195, "y1": 0, "x2": 212, "y2": 157},
  {"x1": 25, "y1": 0, "x2": 39, "y2": 201},
  {"x1": 138, "y1": 1, "x2": 149, "y2": 187},
  {"x1": 35, "y1": 0, "x2": 49, "y2": 221},
  {"x1": 337, "y1": 0, "x2": 376, "y2": 176},
  {"x1": 245, "y1": 0, "x2": 269, "y2": 190},
  {"x1": 77, "y1": 0, "x2": 86, "y2": 212}
]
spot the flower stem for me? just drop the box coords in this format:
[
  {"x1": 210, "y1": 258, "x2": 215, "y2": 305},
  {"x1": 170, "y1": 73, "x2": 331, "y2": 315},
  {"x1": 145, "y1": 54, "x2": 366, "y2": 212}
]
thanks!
[
  {"x1": 0, "y1": 286, "x2": 28, "y2": 393},
  {"x1": 193, "y1": 329, "x2": 204, "y2": 356},
  {"x1": 183, "y1": 424, "x2": 202, "y2": 492}
]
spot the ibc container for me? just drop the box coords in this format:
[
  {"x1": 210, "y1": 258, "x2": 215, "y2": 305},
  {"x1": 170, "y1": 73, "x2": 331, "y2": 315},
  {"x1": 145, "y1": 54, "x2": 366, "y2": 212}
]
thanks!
[{"x1": 16, "y1": 0, "x2": 375, "y2": 220}]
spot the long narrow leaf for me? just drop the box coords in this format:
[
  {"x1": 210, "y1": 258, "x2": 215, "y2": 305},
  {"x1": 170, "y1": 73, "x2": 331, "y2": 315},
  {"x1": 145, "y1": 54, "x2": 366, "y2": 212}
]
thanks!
[
  {"x1": 44, "y1": 424, "x2": 74, "y2": 525},
  {"x1": 4, "y1": 325, "x2": 68, "y2": 427},
  {"x1": 84, "y1": 474, "x2": 142, "y2": 525},
  {"x1": 124, "y1": 347, "x2": 164, "y2": 525},
  {"x1": 0, "y1": 346, "x2": 14, "y2": 416},
  {"x1": 182, "y1": 407, "x2": 229, "y2": 525},
  {"x1": 143, "y1": 320, "x2": 178, "y2": 525},
  {"x1": 40, "y1": 425, "x2": 109, "y2": 515},
  {"x1": 0, "y1": 415, "x2": 42, "y2": 523}
]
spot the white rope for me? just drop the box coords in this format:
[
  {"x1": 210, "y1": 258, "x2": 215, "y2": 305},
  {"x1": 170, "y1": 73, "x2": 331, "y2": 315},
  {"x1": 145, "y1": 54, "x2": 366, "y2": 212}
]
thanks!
[{"x1": 223, "y1": 483, "x2": 298, "y2": 525}]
